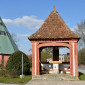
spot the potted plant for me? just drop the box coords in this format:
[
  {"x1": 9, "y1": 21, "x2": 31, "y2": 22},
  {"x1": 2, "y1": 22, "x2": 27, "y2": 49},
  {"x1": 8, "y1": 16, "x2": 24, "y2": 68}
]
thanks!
[
  {"x1": 63, "y1": 70, "x2": 66, "y2": 74},
  {"x1": 45, "y1": 70, "x2": 49, "y2": 74}
]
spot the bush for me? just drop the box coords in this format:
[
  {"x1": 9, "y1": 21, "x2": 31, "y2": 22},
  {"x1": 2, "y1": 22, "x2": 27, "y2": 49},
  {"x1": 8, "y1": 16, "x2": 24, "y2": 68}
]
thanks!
[
  {"x1": 29, "y1": 58, "x2": 32, "y2": 67},
  {"x1": 0, "y1": 64, "x2": 3, "y2": 70},
  {"x1": 78, "y1": 48, "x2": 85, "y2": 65},
  {"x1": 0, "y1": 70, "x2": 17, "y2": 78},
  {"x1": 6, "y1": 51, "x2": 30, "y2": 75},
  {"x1": 0, "y1": 70, "x2": 6, "y2": 77}
]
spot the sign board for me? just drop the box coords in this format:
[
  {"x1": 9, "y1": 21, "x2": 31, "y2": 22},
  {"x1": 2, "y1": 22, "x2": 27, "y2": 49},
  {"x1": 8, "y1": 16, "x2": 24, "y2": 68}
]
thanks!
[{"x1": 54, "y1": 64, "x2": 58, "y2": 69}]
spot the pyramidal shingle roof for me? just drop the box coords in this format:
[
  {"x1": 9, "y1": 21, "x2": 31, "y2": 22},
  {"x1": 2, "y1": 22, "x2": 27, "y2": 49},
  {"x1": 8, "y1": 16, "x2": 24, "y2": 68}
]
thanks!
[
  {"x1": 0, "y1": 17, "x2": 18, "y2": 54},
  {"x1": 28, "y1": 7, "x2": 80, "y2": 40}
]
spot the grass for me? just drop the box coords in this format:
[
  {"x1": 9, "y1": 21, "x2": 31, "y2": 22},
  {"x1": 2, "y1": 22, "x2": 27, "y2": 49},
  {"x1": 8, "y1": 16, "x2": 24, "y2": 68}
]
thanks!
[
  {"x1": 0, "y1": 66, "x2": 32, "y2": 84},
  {"x1": 79, "y1": 72, "x2": 85, "y2": 80},
  {"x1": 0, "y1": 75, "x2": 32, "y2": 84}
]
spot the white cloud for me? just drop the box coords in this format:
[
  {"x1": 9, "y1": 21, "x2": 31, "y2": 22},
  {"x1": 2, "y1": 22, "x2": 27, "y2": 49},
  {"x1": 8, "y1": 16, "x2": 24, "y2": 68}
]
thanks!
[
  {"x1": 2, "y1": 16, "x2": 44, "y2": 29},
  {"x1": 66, "y1": 23, "x2": 69, "y2": 26},
  {"x1": 17, "y1": 34, "x2": 29, "y2": 37},
  {"x1": 70, "y1": 26, "x2": 77, "y2": 32}
]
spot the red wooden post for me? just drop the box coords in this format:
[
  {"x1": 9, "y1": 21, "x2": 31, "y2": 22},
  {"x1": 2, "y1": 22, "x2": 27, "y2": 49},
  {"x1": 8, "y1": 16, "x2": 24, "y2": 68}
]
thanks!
[
  {"x1": 74, "y1": 42, "x2": 78, "y2": 77},
  {"x1": 32, "y1": 42, "x2": 35, "y2": 75}
]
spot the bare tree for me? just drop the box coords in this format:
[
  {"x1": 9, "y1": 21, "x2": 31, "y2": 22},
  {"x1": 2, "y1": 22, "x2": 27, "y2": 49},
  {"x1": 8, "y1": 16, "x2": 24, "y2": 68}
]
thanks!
[
  {"x1": 74, "y1": 21, "x2": 85, "y2": 49},
  {"x1": 11, "y1": 33, "x2": 19, "y2": 47}
]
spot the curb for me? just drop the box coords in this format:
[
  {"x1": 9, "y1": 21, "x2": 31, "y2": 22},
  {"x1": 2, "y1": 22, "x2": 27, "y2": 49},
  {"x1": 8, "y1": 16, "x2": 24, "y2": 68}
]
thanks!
[{"x1": 25, "y1": 79, "x2": 32, "y2": 85}]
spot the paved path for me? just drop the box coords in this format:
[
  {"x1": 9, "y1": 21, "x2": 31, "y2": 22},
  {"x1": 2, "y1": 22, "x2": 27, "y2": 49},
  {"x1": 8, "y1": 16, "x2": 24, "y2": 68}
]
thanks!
[
  {"x1": 27, "y1": 80, "x2": 85, "y2": 85},
  {"x1": 0, "y1": 83, "x2": 19, "y2": 85},
  {"x1": 27, "y1": 65, "x2": 85, "y2": 85},
  {"x1": 78, "y1": 66, "x2": 85, "y2": 73}
]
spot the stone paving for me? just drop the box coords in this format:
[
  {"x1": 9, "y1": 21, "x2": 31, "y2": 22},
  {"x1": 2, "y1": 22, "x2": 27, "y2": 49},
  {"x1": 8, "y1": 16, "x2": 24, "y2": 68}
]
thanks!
[
  {"x1": 26, "y1": 74, "x2": 79, "y2": 85},
  {"x1": 32, "y1": 74, "x2": 78, "y2": 81},
  {"x1": 27, "y1": 70, "x2": 84, "y2": 85},
  {"x1": 28, "y1": 80, "x2": 85, "y2": 85}
]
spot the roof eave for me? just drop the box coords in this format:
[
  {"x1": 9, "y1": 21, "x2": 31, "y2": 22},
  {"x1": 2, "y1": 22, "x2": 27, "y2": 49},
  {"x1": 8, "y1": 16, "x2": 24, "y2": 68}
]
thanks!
[{"x1": 28, "y1": 37, "x2": 80, "y2": 41}]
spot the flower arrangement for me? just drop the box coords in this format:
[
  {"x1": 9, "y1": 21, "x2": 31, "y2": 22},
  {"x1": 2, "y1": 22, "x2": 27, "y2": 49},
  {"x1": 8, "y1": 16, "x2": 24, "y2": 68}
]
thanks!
[
  {"x1": 63, "y1": 70, "x2": 66, "y2": 74},
  {"x1": 45, "y1": 69, "x2": 49, "y2": 74}
]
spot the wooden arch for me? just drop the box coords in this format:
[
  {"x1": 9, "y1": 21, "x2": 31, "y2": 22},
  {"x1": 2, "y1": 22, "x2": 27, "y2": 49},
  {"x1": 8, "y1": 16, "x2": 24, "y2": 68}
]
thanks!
[{"x1": 38, "y1": 42, "x2": 72, "y2": 48}]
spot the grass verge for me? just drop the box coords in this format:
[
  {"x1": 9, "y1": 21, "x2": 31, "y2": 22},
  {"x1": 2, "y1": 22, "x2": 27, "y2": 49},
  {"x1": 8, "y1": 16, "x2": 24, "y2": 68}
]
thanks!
[
  {"x1": 79, "y1": 72, "x2": 85, "y2": 80},
  {"x1": 0, "y1": 75, "x2": 32, "y2": 84}
]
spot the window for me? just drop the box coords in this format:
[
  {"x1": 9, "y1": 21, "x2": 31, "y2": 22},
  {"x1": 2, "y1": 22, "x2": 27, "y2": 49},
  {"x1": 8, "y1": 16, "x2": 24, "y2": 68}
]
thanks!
[
  {"x1": 6, "y1": 32, "x2": 11, "y2": 37},
  {"x1": 0, "y1": 31, "x2": 6, "y2": 36}
]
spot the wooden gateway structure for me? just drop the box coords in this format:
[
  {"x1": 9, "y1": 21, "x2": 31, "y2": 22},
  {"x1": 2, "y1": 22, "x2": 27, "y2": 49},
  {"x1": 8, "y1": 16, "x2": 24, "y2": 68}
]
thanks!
[{"x1": 28, "y1": 7, "x2": 80, "y2": 77}]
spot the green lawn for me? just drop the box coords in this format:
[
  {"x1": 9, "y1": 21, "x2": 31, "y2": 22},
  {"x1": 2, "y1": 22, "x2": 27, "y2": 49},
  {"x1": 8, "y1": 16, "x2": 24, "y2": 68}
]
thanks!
[
  {"x1": 0, "y1": 72, "x2": 85, "y2": 84},
  {"x1": 79, "y1": 72, "x2": 85, "y2": 80},
  {"x1": 0, "y1": 75, "x2": 32, "y2": 84},
  {"x1": 0, "y1": 66, "x2": 32, "y2": 84}
]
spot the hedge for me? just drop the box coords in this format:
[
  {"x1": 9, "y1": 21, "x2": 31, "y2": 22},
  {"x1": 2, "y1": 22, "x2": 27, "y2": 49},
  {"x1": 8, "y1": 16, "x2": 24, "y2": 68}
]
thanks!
[{"x1": 6, "y1": 51, "x2": 30, "y2": 75}]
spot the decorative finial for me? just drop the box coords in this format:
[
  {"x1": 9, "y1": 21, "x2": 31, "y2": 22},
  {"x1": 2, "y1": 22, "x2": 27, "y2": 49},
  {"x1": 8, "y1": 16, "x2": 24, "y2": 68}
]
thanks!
[{"x1": 54, "y1": 6, "x2": 55, "y2": 10}]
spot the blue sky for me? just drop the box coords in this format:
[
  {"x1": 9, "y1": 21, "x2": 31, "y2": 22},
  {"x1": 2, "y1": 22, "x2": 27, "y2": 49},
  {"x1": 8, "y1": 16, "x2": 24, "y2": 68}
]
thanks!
[{"x1": 0, "y1": 0, "x2": 85, "y2": 54}]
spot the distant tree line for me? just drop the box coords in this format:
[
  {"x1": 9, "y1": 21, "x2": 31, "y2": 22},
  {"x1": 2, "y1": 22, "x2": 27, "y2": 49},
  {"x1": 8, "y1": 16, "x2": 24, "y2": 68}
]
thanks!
[{"x1": 78, "y1": 48, "x2": 85, "y2": 65}]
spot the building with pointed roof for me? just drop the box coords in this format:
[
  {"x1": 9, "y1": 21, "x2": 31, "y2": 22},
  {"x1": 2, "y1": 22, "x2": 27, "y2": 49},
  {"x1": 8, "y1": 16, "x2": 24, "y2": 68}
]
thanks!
[
  {"x1": 28, "y1": 7, "x2": 80, "y2": 77},
  {"x1": 0, "y1": 17, "x2": 18, "y2": 67}
]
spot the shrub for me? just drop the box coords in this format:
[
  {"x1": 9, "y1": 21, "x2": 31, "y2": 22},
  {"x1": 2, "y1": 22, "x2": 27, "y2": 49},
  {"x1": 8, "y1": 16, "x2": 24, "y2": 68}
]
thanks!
[
  {"x1": 0, "y1": 70, "x2": 17, "y2": 78},
  {"x1": 29, "y1": 58, "x2": 32, "y2": 67},
  {"x1": 0, "y1": 70, "x2": 6, "y2": 77},
  {"x1": 0, "y1": 64, "x2": 3, "y2": 70},
  {"x1": 78, "y1": 48, "x2": 85, "y2": 65},
  {"x1": 6, "y1": 51, "x2": 30, "y2": 75}
]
